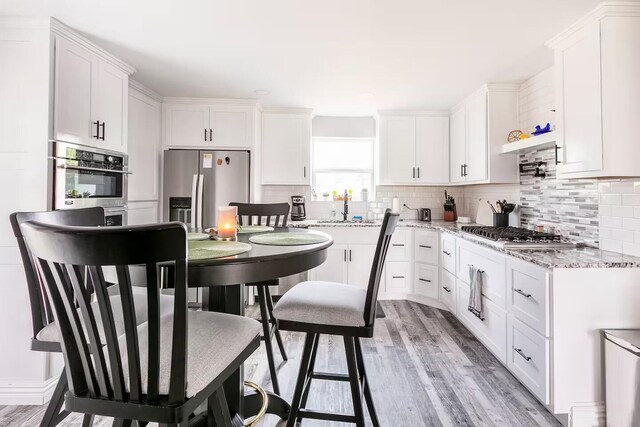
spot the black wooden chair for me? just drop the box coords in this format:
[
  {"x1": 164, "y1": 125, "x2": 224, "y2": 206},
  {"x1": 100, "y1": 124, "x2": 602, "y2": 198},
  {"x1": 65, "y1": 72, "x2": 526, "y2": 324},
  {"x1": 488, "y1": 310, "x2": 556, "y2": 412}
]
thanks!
[
  {"x1": 229, "y1": 202, "x2": 290, "y2": 395},
  {"x1": 273, "y1": 209, "x2": 399, "y2": 427},
  {"x1": 20, "y1": 220, "x2": 262, "y2": 426}
]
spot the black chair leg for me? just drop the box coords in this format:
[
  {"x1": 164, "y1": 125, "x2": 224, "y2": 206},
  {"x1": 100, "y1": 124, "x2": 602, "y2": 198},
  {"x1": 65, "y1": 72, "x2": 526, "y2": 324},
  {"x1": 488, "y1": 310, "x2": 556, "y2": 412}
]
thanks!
[
  {"x1": 112, "y1": 419, "x2": 132, "y2": 427},
  {"x1": 208, "y1": 386, "x2": 233, "y2": 427},
  {"x1": 286, "y1": 333, "x2": 315, "y2": 427},
  {"x1": 355, "y1": 337, "x2": 380, "y2": 427},
  {"x1": 40, "y1": 368, "x2": 70, "y2": 427},
  {"x1": 297, "y1": 333, "x2": 319, "y2": 422},
  {"x1": 257, "y1": 286, "x2": 280, "y2": 394},
  {"x1": 265, "y1": 286, "x2": 288, "y2": 361},
  {"x1": 344, "y1": 336, "x2": 366, "y2": 427},
  {"x1": 81, "y1": 414, "x2": 95, "y2": 427}
]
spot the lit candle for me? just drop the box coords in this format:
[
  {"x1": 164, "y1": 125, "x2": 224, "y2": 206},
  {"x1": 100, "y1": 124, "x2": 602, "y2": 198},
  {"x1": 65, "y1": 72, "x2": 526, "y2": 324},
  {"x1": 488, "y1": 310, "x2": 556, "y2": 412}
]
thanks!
[{"x1": 217, "y1": 206, "x2": 238, "y2": 239}]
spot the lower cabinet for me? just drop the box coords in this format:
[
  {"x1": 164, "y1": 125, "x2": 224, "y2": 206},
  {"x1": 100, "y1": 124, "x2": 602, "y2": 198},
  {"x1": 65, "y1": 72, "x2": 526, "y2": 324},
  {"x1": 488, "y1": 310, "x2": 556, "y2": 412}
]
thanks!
[
  {"x1": 310, "y1": 243, "x2": 349, "y2": 284},
  {"x1": 348, "y1": 244, "x2": 379, "y2": 288},
  {"x1": 439, "y1": 268, "x2": 456, "y2": 313},
  {"x1": 506, "y1": 315, "x2": 550, "y2": 404},
  {"x1": 127, "y1": 201, "x2": 159, "y2": 225},
  {"x1": 385, "y1": 261, "x2": 412, "y2": 296},
  {"x1": 457, "y1": 280, "x2": 507, "y2": 364},
  {"x1": 414, "y1": 263, "x2": 438, "y2": 299}
]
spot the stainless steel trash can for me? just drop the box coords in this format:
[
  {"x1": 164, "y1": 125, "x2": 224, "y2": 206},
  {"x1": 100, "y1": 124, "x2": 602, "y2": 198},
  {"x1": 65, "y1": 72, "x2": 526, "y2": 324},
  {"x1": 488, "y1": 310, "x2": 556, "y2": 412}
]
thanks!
[{"x1": 604, "y1": 330, "x2": 640, "y2": 426}]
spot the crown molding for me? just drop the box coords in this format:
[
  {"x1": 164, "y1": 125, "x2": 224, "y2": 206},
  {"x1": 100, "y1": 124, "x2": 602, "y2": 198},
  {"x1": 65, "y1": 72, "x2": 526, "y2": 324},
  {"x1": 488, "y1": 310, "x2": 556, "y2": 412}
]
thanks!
[
  {"x1": 128, "y1": 79, "x2": 163, "y2": 102},
  {"x1": 546, "y1": 1, "x2": 640, "y2": 48},
  {"x1": 50, "y1": 17, "x2": 136, "y2": 75},
  {"x1": 377, "y1": 109, "x2": 449, "y2": 117},
  {"x1": 262, "y1": 107, "x2": 314, "y2": 114},
  {"x1": 162, "y1": 96, "x2": 261, "y2": 106}
]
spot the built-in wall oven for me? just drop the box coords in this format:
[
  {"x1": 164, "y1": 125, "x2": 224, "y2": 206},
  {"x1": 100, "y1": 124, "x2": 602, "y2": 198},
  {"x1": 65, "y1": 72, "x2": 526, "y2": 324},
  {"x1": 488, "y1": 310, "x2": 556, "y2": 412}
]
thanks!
[{"x1": 51, "y1": 141, "x2": 129, "y2": 224}]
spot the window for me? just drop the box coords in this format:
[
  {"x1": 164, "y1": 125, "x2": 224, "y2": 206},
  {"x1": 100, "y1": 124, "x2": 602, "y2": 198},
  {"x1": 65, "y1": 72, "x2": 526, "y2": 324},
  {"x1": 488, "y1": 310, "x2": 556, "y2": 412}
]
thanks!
[{"x1": 312, "y1": 138, "x2": 375, "y2": 201}]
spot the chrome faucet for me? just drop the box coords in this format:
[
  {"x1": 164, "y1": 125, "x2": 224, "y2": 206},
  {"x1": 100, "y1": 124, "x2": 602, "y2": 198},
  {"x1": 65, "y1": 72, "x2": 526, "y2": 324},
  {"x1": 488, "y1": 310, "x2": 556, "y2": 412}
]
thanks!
[{"x1": 342, "y1": 189, "x2": 349, "y2": 221}]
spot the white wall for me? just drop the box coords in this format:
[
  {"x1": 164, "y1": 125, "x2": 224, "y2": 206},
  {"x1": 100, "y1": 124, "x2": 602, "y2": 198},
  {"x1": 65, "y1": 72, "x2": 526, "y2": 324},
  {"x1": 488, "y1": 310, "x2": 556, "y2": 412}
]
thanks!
[{"x1": 0, "y1": 19, "x2": 55, "y2": 405}]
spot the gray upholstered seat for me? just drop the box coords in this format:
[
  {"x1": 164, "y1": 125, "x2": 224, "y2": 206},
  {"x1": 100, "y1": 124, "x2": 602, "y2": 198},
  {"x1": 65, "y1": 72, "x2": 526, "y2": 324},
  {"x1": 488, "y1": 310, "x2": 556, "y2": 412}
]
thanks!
[
  {"x1": 273, "y1": 281, "x2": 367, "y2": 327},
  {"x1": 36, "y1": 287, "x2": 174, "y2": 343},
  {"x1": 112, "y1": 311, "x2": 261, "y2": 397}
]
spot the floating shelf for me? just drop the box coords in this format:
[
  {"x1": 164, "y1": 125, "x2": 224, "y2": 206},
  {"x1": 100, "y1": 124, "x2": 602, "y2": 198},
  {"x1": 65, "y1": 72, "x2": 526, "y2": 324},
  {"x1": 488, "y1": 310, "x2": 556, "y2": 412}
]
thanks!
[{"x1": 501, "y1": 131, "x2": 556, "y2": 154}]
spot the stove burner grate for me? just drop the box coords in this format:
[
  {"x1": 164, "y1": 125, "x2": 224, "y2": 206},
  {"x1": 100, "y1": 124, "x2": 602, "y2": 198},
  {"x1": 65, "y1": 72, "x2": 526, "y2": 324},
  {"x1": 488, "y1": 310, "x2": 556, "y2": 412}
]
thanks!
[{"x1": 461, "y1": 226, "x2": 562, "y2": 242}]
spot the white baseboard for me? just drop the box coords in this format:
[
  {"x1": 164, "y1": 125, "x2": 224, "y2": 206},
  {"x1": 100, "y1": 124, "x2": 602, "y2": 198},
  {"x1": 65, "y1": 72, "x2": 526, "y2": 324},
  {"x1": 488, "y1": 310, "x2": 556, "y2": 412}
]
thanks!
[
  {"x1": 569, "y1": 402, "x2": 606, "y2": 427},
  {"x1": 0, "y1": 377, "x2": 58, "y2": 406}
]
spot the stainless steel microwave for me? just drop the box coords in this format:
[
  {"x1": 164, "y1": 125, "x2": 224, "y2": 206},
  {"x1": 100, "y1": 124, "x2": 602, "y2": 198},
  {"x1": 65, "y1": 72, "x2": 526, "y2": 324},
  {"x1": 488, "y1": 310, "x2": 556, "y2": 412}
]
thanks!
[{"x1": 51, "y1": 141, "x2": 130, "y2": 210}]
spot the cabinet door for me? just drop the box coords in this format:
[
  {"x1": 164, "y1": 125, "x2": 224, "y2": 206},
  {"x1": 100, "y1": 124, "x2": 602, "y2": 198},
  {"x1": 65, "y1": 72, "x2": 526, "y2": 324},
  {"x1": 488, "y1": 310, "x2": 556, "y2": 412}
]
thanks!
[
  {"x1": 414, "y1": 263, "x2": 438, "y2": 299},
  {"x1": 415, "y1": 116, "x2": 449, "y2": 184},
  {"x1": 556, "y1": 22, "x2": 603, "y2": 175},
  {"x1": 415, "y1": 230, "x2": 439, "y2": 265},
  {"x1": 53, "y1": 37, "x2": 98, "y2": 145},
  {"x1": 128, "y1": 89, "x2": 160, "y2": 201},
  {"x1": 96, "y1": 60, "x2": 128, "y2": 152},
  {"x1": 261, "y1": 113, "x2": 310, "y2": 185},
  {"x1": 165, "y1": 105, "x2": 209, "y2": 147},
  {"x1": 465, "y1": 90, "x2": 488, "y2": 182},
  {"x1": 309, "y1": 243, "x2": 348, "y2": 284},
  {"x1": 347, "y1": 244, "x2": 377, "y2": 289},
  {"x1": 449, "y1": 106, "x2": 466, "y2": 183},
  {"x1": 386, "y1": 261, "x2": 411, "y2": 295},
  {"x1": 379, "y1": 116, "x2": 416, "y2": 184},
  {"x1": 209, "y1": 105, "x2": 253, "y2": 148}
]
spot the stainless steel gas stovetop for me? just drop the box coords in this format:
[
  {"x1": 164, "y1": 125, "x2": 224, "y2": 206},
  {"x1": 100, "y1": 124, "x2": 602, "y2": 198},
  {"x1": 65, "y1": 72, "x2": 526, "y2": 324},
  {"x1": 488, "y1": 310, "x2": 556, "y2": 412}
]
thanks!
[{"x1": 460, "y1": 226, "x2": 578, "y2": 250}]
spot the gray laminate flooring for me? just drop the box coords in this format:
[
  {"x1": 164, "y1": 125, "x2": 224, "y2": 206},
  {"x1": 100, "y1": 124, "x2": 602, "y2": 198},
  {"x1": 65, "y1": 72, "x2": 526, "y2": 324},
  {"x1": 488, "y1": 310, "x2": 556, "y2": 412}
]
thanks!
[{"x1": 0, "y1": 300, "x2": 561, "y2": 427}]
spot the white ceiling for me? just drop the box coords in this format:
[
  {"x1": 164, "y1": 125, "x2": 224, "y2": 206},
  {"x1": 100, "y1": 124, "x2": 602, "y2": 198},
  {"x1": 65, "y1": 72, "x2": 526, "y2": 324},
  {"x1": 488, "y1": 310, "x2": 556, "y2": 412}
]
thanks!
[{"x1": 1, "y1": 0, "x2": 602, "y2": 115}]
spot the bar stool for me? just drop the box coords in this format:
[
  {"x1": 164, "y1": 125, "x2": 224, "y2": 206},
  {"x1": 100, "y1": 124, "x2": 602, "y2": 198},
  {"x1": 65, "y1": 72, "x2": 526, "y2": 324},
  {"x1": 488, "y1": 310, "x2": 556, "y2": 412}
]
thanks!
[
  {"x1": 273, "y1": 210, "x2": 399, "y2": 426},
  {"x1": 20, "y1": 220, "x2": 262, "y2": 427},
  {"x1": 229, "y1": 202, "x2": 290, "y2": 395}
]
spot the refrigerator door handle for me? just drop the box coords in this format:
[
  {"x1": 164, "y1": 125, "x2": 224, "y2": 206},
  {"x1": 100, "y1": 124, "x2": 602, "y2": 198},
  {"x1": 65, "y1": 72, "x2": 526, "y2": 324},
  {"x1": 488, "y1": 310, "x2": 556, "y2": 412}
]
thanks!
[
  {"x1": 197, "y1": 174, "x2": 205, "y2": 228},
  {"x1": 190, "y1": 174, "x2": 199, "y2": 229}
]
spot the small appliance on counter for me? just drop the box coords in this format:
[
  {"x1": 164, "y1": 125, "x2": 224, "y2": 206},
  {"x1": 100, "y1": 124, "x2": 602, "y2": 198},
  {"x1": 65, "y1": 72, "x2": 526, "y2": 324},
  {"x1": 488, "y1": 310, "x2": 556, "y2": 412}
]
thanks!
[
  {"x1": 420, "y1": 208, "x2": 431, "y2": 222},
  {"x1": 291, "y1": 196, "x2": 306, "y2": 221}
]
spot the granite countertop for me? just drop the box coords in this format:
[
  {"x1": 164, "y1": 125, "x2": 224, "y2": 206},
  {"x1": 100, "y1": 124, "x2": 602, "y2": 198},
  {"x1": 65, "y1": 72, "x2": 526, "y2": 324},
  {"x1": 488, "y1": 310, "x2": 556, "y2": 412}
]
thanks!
[{"x1": 289, "y1": 218, "x2": 640, "y2": 269}]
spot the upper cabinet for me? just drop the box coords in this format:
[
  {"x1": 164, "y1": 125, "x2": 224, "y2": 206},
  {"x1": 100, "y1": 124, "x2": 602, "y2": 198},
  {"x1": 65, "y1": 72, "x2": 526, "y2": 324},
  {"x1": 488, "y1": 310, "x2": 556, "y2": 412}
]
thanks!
[
  {"x1": 547, "y1": 3, "x2": 640, "y2": 178},
  {"x1": 379, "y1": 113, "x2": 449, "y2": 185},
  {"x1": 163, "y1": 101, "x2": 257, "y2": 149},
  {"x1": 261, "y1": 108, "x2": 312, "y2": 185},
  {"x1": 449, "y1": 85, "x2": 519, "y2": 184},
  {"x1": 52, "y1": 32, "x2": 133, "y2": 153}
]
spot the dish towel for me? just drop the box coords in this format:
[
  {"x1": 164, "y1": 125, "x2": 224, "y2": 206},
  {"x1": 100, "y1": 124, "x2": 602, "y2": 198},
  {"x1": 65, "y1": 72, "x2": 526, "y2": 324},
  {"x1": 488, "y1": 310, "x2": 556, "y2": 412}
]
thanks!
[{"x1": 468, "y1": 265, "x2": 484, "y2": 321}]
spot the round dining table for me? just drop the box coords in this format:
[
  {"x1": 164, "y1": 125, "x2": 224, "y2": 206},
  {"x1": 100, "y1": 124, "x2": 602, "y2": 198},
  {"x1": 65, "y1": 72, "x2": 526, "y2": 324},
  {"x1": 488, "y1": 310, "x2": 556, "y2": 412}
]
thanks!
[{"x1": 187, "y1": 227, "x2": 333, "y2": 425}]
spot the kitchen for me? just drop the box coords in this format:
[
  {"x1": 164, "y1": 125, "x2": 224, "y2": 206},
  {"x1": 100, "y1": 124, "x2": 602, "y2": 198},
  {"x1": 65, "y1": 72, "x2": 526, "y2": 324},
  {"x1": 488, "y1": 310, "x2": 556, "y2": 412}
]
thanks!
[{"x1": 1, "y1": 1, "x2": 640, "y2": 426}]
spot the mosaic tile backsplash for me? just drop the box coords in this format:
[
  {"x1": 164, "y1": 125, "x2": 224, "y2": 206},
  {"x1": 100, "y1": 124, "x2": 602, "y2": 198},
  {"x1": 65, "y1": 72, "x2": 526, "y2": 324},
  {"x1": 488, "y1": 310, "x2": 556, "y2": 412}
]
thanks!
[{"x1": 519, "y1": 147, "x2": 599, "y2": 246}]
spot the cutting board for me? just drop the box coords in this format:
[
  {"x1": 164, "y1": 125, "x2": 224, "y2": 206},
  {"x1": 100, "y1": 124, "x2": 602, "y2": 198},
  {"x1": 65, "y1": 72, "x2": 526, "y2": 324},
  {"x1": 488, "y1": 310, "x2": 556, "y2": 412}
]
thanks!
[{"x1": 475, "y1": 199, "x2": 494, "y2": 226}]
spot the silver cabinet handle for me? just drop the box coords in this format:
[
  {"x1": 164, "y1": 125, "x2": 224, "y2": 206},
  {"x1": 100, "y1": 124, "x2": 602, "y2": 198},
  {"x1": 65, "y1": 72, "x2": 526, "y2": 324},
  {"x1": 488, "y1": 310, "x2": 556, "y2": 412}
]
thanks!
[
  {"x1": 392, "y1": 276, "x2": 405, "y2": 279},
  {"x1": 514, "y1": 288, "x2": 532, "y2": 298},
  {"x1": 419, "y1": 278, "x2": 431, "y2": 283},
  {"x1": 303, "y1": 166, "x2": 306, "y2": 178},
  {"x1": 443, "y1": 250, "x2": 451, "y2": 256},
  {"x1": 392, "y1": 243, "x2": 404, "y2": 247},
  {"x1": 514, "y1": 347, "x2": 532, "y2": 361},
  {"x1": 443, "y1": 286, "x2": 451, "y2": 293},
  {"x1": 412, "y1": 167, "x2": 416, "y2": 179},
  {"x1": 349, "y1": 249, "x2": 352, "y2": 262},
  {"x1": 419, "y1": 245, "x2": 432, "y2": 248},
  {"x1": 417, "y1": 167, "x2": 420, "y2": 179},
  {"x1": 344, "y1": 249, "x2": 347, "y2": 262}
]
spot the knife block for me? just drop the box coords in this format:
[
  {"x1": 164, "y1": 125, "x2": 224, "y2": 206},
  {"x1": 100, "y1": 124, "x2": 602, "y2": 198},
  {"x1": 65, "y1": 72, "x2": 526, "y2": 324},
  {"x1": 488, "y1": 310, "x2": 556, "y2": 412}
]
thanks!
[{"x1": 443, "y1": 204, "x2": 457, "y2": 222}]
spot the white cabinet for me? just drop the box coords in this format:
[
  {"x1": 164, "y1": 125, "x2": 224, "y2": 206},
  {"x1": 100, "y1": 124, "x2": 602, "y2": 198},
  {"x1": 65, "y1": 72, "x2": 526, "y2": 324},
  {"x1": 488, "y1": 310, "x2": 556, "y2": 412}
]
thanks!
[
  {"x1": 163, "y1": 102, "x2": 255, "y2": 149},
  {"x1": 348, "y1": 244, "x2": 378, "y2": 288},
  {"x1": 386, "y1": 261, "x2": 412, "y2": 295},
  {"x1": 456, "y1": 239, "x2": 507, "y2": 308},
  {"x1": 414, "y1": 230, "x2": 439, "y2": 265},
  {"x1": 548, "y1": 10, "x2": 640, "y2": 178},
  {"x1": 53, "y1": 36, "x2": 130, "y2": 151},
  {"x1": 128, "y1": 84, "x2": 161, "y2": 201},
  {"x1": 439, "y1": 268, "x2": 456, "y2": 313},
  {"x1": 311, "y1": 243, "x2": 349, "y2": 284},
  {"x1": 261, "y1": 109, "x2": 311, "y2": 185},
  {"x1": 387, "y1": 228, "x2": 412, "y2": 261},
  {"x1": 127, "y1": 201, "x2": 159, "y2": 225},
  {"x1": 440, "y1": 232, "x2": 456, "y2": 274},
  {"x1": 449, "y1": 85, "x2": 518, "y2": 184},
  {"x1": 379, "y1": 113, "x2": 449, "y2": 185},
  {"x1": 506, "y1": 258, "x2": 551, "y2": 337},
  {"x1": 414, "y1": 263, "x2": 438, "y2": 299}
]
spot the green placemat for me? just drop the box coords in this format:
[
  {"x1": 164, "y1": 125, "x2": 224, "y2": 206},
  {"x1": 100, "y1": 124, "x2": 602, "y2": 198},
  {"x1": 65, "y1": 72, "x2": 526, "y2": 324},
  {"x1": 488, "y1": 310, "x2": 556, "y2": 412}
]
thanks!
[
  {"x1": 238, "y1": 225, "x2": 274, "y2": 234},
  {"x1": 249, "y1": 232, "x2": 330, "y2": 246},
  {"x1": 188, "y1": 232, "x2": 211, "y2": 241},
  {"x1": 189, "y1": 240, "x2": 252, "y2": 260}
]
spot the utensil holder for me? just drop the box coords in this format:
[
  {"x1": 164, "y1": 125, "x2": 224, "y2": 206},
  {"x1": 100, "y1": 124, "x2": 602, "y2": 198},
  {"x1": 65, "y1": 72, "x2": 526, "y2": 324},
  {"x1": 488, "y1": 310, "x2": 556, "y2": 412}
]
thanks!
[
  {"x1": 443, "y1": 204, "x2": 457, "y2": 222},
  {"x1": 493, "y1": 213, "x2": 509, "y2": 227}
]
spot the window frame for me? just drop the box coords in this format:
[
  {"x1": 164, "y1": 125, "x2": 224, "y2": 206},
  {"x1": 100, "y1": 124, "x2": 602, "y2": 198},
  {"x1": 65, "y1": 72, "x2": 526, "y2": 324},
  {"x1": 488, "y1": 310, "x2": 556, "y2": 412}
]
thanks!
[{"x1": 311, "y1": 136, "x2": 376, "y2": 201}]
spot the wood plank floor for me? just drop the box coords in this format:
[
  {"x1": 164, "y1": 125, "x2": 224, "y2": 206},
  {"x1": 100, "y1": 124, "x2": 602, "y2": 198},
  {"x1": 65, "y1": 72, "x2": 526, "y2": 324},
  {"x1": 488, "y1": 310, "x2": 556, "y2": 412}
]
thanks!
[{"x1": 0, "y1": 300, "x2": 561, "y2": 426}]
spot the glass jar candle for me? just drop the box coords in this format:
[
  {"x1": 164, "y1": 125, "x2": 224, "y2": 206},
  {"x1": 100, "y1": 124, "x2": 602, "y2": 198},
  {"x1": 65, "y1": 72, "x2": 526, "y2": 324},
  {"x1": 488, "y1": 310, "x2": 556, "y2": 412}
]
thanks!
[{"x1": 217, "y1": 206, "x2": 237, "y2": 239}]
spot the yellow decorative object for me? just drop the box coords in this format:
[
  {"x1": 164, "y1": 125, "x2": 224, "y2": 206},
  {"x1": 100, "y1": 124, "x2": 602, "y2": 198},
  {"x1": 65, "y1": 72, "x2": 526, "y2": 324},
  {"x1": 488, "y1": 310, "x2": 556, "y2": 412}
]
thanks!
[{"x1": 519, "y1": 133, "x2": 530, "y2": 140}]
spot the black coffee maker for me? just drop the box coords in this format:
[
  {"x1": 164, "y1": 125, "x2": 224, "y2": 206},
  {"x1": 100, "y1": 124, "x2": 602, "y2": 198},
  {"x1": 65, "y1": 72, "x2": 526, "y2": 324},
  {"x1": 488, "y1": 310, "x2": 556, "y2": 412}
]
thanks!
[{"x1": 291, "y1": 196, "x2": 306, "y2": 221}]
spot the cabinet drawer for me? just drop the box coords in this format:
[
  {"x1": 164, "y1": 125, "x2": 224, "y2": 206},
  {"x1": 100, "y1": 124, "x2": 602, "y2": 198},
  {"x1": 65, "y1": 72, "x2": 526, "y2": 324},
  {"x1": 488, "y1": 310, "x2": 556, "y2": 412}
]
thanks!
[
  {"x1": 457, "y1": 240, "x2": 506, "y2": 308},
  {"x1": 440, "y1": 233, "x2": 457, "y2": 274},
  {"x1": 414, "y1": 263, "x2": 438, "y2": 299},
  {"x1": 457, "y1": 281, "x2": 507, "y2": 363},
  {"x1": 506, "y1": 315, "x2": 550, "y2": 405},
  {"x1": 415, "y1": 230, "x2": 439, "y2": 265},
  {"x1": 387, "y1": 228, "x2": 412, "y2": 261},
  {"x1": 507, "y1": 258, "x2": 551, "y2": 337},
  {"x1": 440, "y1": 268, "x2": 456, "y2": 313},
  {"x1": 385, "y1": 261, "x2": 411, "y2": 294}
]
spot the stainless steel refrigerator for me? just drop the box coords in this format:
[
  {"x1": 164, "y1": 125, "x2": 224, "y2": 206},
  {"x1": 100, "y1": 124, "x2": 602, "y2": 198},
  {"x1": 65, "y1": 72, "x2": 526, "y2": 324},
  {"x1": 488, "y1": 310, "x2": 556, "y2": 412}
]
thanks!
[{"x1": 163, "y1": 150, "x2": 250, "y2": 228}]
